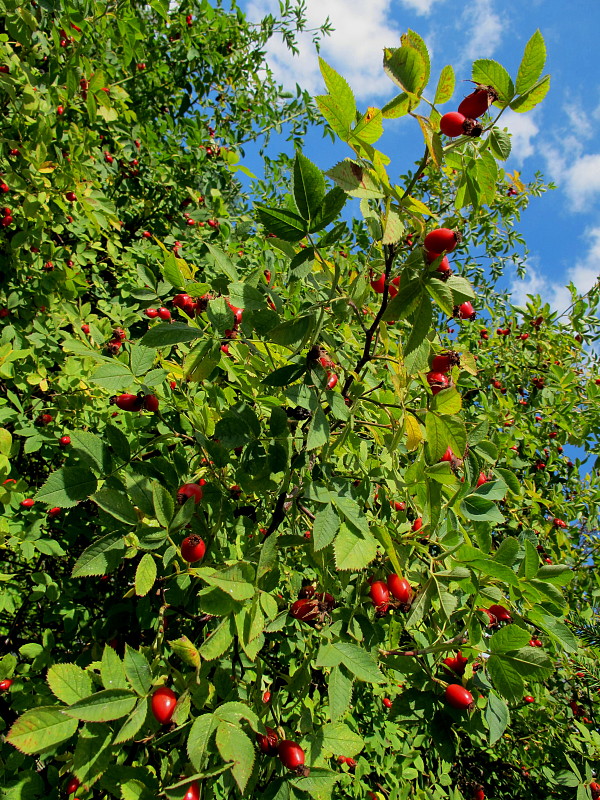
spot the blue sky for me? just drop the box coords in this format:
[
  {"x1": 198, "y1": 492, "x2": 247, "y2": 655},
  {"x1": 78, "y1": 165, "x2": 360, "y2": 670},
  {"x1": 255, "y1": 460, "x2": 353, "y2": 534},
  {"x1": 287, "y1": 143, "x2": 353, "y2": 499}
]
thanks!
[{"x1": 238, "y1": 0, "x2": 600, "y2": 312}]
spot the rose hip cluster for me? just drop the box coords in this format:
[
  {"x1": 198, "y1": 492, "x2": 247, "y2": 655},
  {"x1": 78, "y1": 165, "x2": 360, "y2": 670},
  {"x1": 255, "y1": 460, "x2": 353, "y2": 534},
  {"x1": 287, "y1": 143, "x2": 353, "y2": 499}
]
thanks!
[
  {"x1": 257, "y1": 728, "x2": 309, "y2": 776},
  {"x1": 439, "y1": 84, "x2": 498, "y2": 139},
  {"x1": 290, "y1": 584, "x2": 335, "y2": 624},
  {"x1": 369, "y1": 573, "x2": 413, "y2": 615}
]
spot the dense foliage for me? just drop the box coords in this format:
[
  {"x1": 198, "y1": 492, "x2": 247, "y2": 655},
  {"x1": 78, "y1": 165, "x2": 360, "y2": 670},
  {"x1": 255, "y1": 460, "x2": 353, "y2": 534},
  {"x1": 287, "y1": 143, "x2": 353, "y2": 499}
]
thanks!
[{"x1": 0, "y1": 3, "x2": 599, "y2": 800}]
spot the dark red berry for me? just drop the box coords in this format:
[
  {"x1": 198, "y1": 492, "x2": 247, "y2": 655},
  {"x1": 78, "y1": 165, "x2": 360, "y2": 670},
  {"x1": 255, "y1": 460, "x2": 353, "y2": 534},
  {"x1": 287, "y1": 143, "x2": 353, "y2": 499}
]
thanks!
[
  {"x1": 369, "y1": 580, "x2": 389, "y2": 608},
  {"x1": 426, "y1": 371, "x2": 450, "y2": 395},
  {"x1": 142, "y1": 394, "x2": 159, "y2": 413},
  {"x1": 145, "y1": 308, "x2": 159, "y2": 318},
  {"x1": 455, "y1": 301, "x2": 476, "y2": 320},
  {"x1": 257, "y1": 726, "x2": 279, "y2": 755},
  {"x1": 151, "y1": 686, "x2": 177, "y2": 724},
  {"x1": 424, "y1": 228, "x2": 459, "y2": 254},
  {"x1": 180, "y1": 535, "x2": 206, "y2": 563},
  {"x1": 59, "y1": 435, "x2": 71, "y2": 446},
  {"x1": 444, "y1": 683, "x2": 474, "y2": 710},
  {"x1": 387, "y1": 574, "x2": 412, "y2": 603},
  {"x1": 111, "y1": 394, "x2": 143, "y2": 412},
  {"x1": 157, "y1": 307, "x2": 171, "y2": 320},
  {"x1": 177, "y1": 483, "x2": 203, "y2": 504},
  {"x1": 290, "y1": 598, "x2": 319, "y2": 622},
  {"x1": 458, "y1": 85, "x2": 498, "y2": 119},
  {"x1": 277, "y1": 740, "x2": 306, "y2": 771}
]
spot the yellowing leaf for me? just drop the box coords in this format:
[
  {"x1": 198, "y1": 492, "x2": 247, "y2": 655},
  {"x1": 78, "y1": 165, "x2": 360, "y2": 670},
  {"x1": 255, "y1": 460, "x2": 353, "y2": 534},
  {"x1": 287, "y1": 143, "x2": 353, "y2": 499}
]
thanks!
[
  {"x1": 405, "y1": 413, "x2": 423, "y2": 451},
  {"x1": 38, "y1": 161, "x2": 57, "y2": 173}
]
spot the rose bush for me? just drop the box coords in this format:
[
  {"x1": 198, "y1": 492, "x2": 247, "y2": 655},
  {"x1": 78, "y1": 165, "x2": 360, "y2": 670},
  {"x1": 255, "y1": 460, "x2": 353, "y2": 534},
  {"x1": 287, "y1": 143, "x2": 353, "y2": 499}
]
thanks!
[{"x1": 0, "y1": 4, "x2": 599, "y2": 800}]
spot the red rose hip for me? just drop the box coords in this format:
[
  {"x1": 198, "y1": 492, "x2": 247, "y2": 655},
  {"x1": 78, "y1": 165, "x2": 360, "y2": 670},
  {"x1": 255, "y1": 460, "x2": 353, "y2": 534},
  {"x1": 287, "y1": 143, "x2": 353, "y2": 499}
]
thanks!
[
  {"x1": 424, "y1": 228, "x2": 459, "y2": 254},
  {"x1": 151, "y1": 686, "x2": 177, "y2": 724},
  {"x1": 180, "y1": 535, "x2": 206, "y2": 563},
  {"x1": 444, "y1": 683, "x2": 474, "y2": 710},
  {"x1": 277, "y1": 740, "x2": 306, "y2": 771}
]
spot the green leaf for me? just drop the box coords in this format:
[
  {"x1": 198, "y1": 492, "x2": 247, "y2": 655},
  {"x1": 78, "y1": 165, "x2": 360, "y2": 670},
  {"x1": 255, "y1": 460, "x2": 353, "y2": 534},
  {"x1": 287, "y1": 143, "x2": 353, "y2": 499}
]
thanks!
[
  {"x1": 486, "y1": 690, "x2": 510, "y2": 745},
  {"x1": 383, "y1": 45, "x2": 427, "y2": 95},
  {"x1": 527, "y1": 610, "x2": 578, "y2": 653},
  {"x1": 535, "y1": 564, "x2": 573, "y2": 585},
  {"x1": 381, "y1": 209, "x2": 404, "y2": 244},
  {"x1": 403, "y1": 294, "x2": 432, "y2": 374},
  {"x1": 318, "y1": 57, "x2": 356, "y2": 122},
  {"x1": 309, "y1": 187, "x2": 348, "y2": 233},
  {"x1": 168, "y1": 636, "x2": 201, "y2": 668},
  {"x1": 215, "y1": 722, "x2": 255, "y2": 794},
  {"x1": 72, "y1": 532, "x2": 125, "y2": 578},
  {"x1": 35, "y1": 467, "x2": 98, "y2": 508},
  {"x1": 333, "y1": 495, "x2": 370, "y2": 536},
  {"x1": 430, "y1": 387, "x2": 462, "y2": 415},
  {"x1": 489, "y1": 626, "x2": 531, "y2": 653},
  {"x1": 487, "y1": 654, "x2": 524, "y2": 703},
  {"x1": 199, "y1": 616, "x2": 235, "y2": 661},
  {"x1": 510, "y1": 76, "x2": 550, "y2": 113},
  {"x1": 489, "y1": 128, "x2": 512, "y2": 161},
  {"x1": 312, "y1": 504, "x2": 340, "y2": 551},
  {"x1": 188, "y1": 714, "x2": 216, "y2": 771},
  {"x1": 123, "y1": 646, "x2": 152, "y2": 696},
  {"x1": 72, "y1": 723, "x2": 113, "y2": 787},
  {"x1": 114, "y1": 699, "x2": 149, "y2": 745},
  {"x1": 415, "y1": 115, "x2": 443, "y2": 168},
  {"x1": 205, "y1": 242, "x2": 238, "y2": 281},
  {"x1": 7, "y1": 707, "x2": 79, "y2": 754},
  {"x1": 306, "y1": 405, "x2": 329, "y2": 451},
  {"x1": 89, "y1": 361, "x2": 135, "y2": 391},
  {"x1": 152, "y1": 481, "x2": 174, "y2": 528},
  {"x1": 293, "y1": 152, "x2": 326, "y2": 221},
  {"x1": 325, "y1": 161, "x2": 384, "y2": 199},
  {"x1": 351, "y1": 107, "x2": 384, "y2": 146},
  {"x1": 269, "y1": 315, "x2": 314, "y2": 349},
  {"x1": 65, "y1": 689, "x2": 137, "y2": 722},
  {"x1": 434, "y1": 65, "x2": 455, "y2": 105},
  {"x1": 334, "y1": 523, "x2": 378, "y2": 571},
  {"x1": 140, "y1": 322, "x2": 204, "y2": 348},
  {"x1": 471, "y1": 59, "x2": 515, "y2": 104},
  {"x1": 461, "y1": 494, "x2": 505, "y2": 524},
  {"x1": 426, "y1": 278, "x2": 454, "y2": 317},
  {"x1": 382, "y1": 279, "x2": 423, "y2": 322},
  {"x1": 135, "y1": 553, "x2": 156, "y2": 597},
  {"x1": 92, "y1": 487, "x2": 138, "y2": 525},
  {"x1": 162, "y1": 252, "x2": 185, "y2": 288},
  {"x1": 328, "y1": 666, "x2": 353, "y2": 722},
  {"x1": 183, "y1": 339, "x2": 221, "y2": 382},
  {"x1": 426, "y1": 413, "x2": 467, "y2": 463},
  {"x1": 319, "y1": 722, "x2": 364, "y2": 757},
  {"x1": 130, "y1": 344, "x2": 156, "y2": 377},
  {"x1": 47, "y1": 663, "x2": 93, "y2": 705},
  {"x1": 316, "y1": 94, "x2": 353, "y2": 140},
  {"x1": 70, "y1": 430, "x2": 110, "y2": 471},
  {"x1": 516, "y1": 30, "x2": 546, "y2": 95},
  {"x1": 101, "y1": 644, "x2": 127, "y2": 690},
  {"x1": 316, "y1": 642, "x2": 384, "y2": 683},
  {"x1": 493, "y1": 537, "x2": 520, "y2": 567},
  {"x1": 255, "y1": 205, "x2": 307, "y2": 242},
  {"x1": 382, "y1": 92, "x2": 410, "y2": 119},
  {"x1": 228, "y1": 282, "x2": 266, "y2": 312}
]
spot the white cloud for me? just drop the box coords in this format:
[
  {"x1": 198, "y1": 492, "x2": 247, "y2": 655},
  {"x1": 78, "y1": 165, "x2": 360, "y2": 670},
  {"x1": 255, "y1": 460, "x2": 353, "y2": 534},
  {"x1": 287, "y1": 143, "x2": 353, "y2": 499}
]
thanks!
[
  {"x1": 245, "y1": 0, "x2": 405, "y2": 100},
  {"x1": 500, "y1": 109, "x2": 540, "y2": 164},
  {"x1": 397, "y1": 0, "x2": 447, "y2": 14},
  {"x1": 457, "y1": 0, "x2": 506, "y2": 67},
  {"x1": 511, "y1": 227, "x2": 600, "y2": 310}
]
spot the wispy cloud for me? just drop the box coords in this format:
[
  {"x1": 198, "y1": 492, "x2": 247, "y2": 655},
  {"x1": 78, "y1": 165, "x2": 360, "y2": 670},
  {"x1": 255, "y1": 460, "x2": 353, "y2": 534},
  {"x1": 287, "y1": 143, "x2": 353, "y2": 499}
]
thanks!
[
  {"x1": 500, "y1": 109, "x2": 540, "y2": 164},
  {"x1": 245, "y1": 0, "x2": 405, "y2": 100},
  {"x1": 398, "y1": 0, "x2": 448, "y2": 14},
  {"x1": 456, "y1": 0, "x2": 506, "y2": 68},
  {"x1": 511, "y1": 226, "x2": 600, "y2": 310}
]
